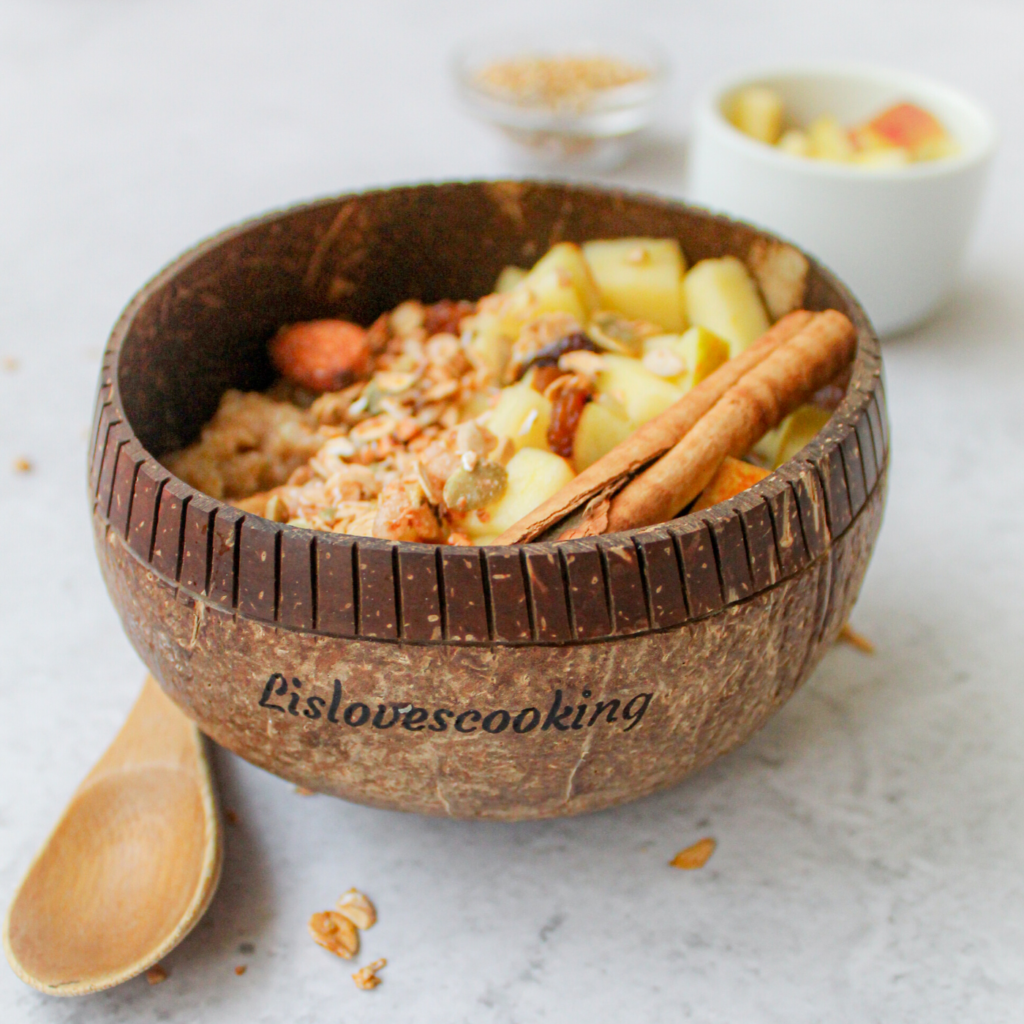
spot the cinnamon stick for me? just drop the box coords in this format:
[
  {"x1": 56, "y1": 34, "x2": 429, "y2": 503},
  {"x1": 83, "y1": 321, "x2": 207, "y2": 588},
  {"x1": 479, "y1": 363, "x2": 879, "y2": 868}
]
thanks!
[
  {"x1": 492, "y1": 309, "x2": 814, "y2": 545},
  {"x1": 579, "y1": 309, "x2": 856, "y2": 536}
]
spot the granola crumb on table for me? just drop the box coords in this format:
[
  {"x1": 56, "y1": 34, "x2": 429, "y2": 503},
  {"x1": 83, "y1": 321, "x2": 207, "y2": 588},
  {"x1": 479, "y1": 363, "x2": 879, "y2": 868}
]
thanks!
[
  {"x1": 336, "y1": 889, "x2": 377, "y2": 930},
  {"x1": 838, "y1": 622, "x2": 875, "y2": 654},
  {"x1": 308, "y1": 889, "x2": 380, "y2": 984},
  {"x1": 669, "y1": 837, "x2": 717, "y2": 870},
  {"x1": 352, "y1": 958, "x2": 387, "y2": 991},
  {"x1": 308, "y1": 910, "x2": 360, "y2": 959}
]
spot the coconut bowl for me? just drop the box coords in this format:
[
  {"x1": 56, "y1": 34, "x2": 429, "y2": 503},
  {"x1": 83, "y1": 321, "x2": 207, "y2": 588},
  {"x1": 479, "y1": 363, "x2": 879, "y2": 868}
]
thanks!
[{"x1": 90, "y1": 181, "x2": 888, "y2": 821}]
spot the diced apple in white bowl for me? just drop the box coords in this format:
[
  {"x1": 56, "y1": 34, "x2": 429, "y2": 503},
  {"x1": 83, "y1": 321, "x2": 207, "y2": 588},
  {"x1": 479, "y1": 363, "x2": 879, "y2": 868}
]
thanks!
[{"x1": 689, "y1": 65, "x2": 996, "y2": 333}]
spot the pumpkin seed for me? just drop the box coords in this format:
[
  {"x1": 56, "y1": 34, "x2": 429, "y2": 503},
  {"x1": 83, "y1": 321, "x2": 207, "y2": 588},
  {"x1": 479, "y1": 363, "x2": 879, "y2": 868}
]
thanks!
[
  {"x1": 375, "y1": 371, "x2": 418, "y2": 395},
  {"x1": 589, "y1": 311, "x2": 661, "y2": 356},
  {"x1": 442, "y1": 460, "x2": 508, "y2": 512}
]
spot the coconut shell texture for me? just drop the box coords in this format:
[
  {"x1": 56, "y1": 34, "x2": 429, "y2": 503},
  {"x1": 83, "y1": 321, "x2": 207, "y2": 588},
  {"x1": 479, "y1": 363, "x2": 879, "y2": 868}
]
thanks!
[{"x1": 90, "y1": 182, "x2": 888, "y2": 820}]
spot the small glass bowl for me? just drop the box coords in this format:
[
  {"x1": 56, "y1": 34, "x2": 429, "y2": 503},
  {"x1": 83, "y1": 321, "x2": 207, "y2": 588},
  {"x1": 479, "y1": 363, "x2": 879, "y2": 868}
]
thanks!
[{"x1": 453, "y1": 28, "x2": 667, "y2": 172}]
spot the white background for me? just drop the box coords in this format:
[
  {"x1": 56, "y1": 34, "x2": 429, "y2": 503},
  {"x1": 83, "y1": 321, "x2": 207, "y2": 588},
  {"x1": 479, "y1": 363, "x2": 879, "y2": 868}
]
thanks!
[{"x1": 1, "y1": 1, "x2": 1022, "y2": 1021}]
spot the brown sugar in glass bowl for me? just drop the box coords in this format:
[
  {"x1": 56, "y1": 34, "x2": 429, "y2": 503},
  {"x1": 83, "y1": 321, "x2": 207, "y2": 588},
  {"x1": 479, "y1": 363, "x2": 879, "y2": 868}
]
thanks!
[{"x1": 90, "y1": 181, "x2": 888, "y2": 821}]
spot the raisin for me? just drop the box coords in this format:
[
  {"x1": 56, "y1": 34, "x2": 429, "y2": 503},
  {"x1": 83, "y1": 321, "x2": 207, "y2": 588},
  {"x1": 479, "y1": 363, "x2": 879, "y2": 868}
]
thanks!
[
  {"x1": 530, "y1": 364, "x2": 564, "y2": 394},
  {"x1": 514, "y1": 331, "x2": 599, "y2": 382},
  {"x1": 547, "y1": 380, "x2": 591, "y2": 458},
  {"x1": 423, "y1": 299, "x2": 475, "y2": 337}
]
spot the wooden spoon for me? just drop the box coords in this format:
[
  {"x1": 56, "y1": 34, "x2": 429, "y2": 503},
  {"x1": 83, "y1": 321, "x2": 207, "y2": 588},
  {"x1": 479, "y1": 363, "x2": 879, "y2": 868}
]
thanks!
[{"x1": 3, "y1": 676, "x2": 222, "y2": 996}]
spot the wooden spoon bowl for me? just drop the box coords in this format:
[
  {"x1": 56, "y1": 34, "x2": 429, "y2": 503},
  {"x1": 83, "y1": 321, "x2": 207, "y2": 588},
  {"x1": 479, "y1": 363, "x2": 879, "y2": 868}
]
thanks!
[
  {"x1": 89, "y1": 181, "x2": 888, "y2": 821},
  {"x1": 3, "y1": 679, "x2": 221, "y2": 995}
]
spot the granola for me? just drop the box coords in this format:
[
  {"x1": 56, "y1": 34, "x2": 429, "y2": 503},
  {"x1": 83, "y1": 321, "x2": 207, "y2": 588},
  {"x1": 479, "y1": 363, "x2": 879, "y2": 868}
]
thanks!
[
  {"x1": 335, "y1": 888, "x2": 377, "y2": 931},
  {"x1": 308, "y1": 910, "x2": 359, "y2": 959},
  {"x1": 145, "y1": 964, "x2": 168, "y2": 985},
  {"x1": 669, "y1": 837, "x2": 717, "y2": 870},
  {"x1": 352, "y1": 958, "x2": 386, "y2": 991}
]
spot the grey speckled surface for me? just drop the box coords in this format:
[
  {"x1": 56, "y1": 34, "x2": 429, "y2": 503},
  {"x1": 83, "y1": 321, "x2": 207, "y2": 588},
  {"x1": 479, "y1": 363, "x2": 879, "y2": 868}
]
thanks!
[{"x1": 1, "y1": 1, "x2": 1022, "y2": 1021}]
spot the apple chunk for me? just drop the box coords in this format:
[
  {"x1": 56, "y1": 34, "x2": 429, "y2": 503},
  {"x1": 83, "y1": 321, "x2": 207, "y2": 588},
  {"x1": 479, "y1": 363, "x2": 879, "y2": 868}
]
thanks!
[
  {"x1": 728, "y1": 86, "x2": 784, "y2": 145},
  {"x1": 860, "y1": 102, "x2": 957, "y2": 160},
  {"x1": 504, "y1": 242, "x2": 600, "y2": 324},
  {"x1": 807, "y1": 115, "x2": 855, "y2": 162},
  {"x1": 773, "y1": 404, "x2": 832, "y2": 467},
  {"x1": 641, "y1": 326, "x2": 730, "y2": 393},
  {"x1": 746, "y1": 239, "x2": 809, "y2": 321},
  {"x1": 682, "y1": 256, "x2": 769, "y2": 356},
  {"x1": 465, "y1": 447, "x2": 574, "y2": 542},
  {"x1": 485, "y1": 381, "x2": 552, "y2": 452},
  {"x1": 583, "y1": 238, "x2": 687, "y2": 331},
  {"x1": 692, "y1": 457, "x2": 770, "y2": 511},
  {"x1": 752, "y1": 403, "x2": 832, "y2": 468},
  {"x1": 572, "y1": 398, "x2": 633, "y2": 472},
  {"x1": 462, "y1": 309, "x2": 513, "y2": 380},
  {"x1": 494, "y1": 265, "x2": 527, "y2": 293},
  {"x1": 594, "y1": 354, "x2": 684, "y2": 428}
]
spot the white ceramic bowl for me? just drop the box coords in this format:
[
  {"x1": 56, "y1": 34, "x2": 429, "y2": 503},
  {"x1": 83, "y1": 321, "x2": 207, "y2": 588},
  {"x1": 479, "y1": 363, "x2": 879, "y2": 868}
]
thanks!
[{"x1": 688, "y1": 65, "x2": 996, "y2": 335}]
